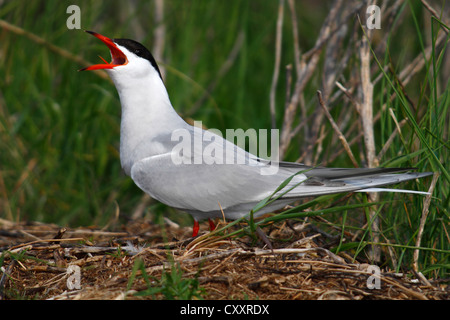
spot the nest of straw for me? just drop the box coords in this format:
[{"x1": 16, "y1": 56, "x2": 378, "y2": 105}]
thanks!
[{"x1": 0, "y1": 218, "x2": 447, "y2": 300}]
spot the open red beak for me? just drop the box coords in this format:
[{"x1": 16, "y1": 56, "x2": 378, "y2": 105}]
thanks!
[{"x1": 80, "y1": 31, "x2": 128, "y2": 71}]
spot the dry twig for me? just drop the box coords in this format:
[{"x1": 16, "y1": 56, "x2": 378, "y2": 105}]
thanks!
[
  {"x1": 317, "y1": 91, "x2": 358, "y2": 167},
  {"x1": 413, "y1": 172, "x2": 440, "y2": 272},
  {"x1": 269, "y1": 0, "x2": 285, "y2": 129}
]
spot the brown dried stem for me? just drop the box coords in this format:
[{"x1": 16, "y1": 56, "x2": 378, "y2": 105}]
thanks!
[
  {"x1": 317, "y1": 91, "x2": 358, "y2": 167},
  {"x1": 269, "y1": 0, "x2": 285, "y2": 129}
]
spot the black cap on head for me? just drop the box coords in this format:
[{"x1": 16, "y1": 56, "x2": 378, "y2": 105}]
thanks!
[{"x1": 114, "y1": 38, "x2": 162, "y2": 80}]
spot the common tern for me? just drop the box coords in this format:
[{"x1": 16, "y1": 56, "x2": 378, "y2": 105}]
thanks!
[{"x1": 81, "y1": 31, "x2": 432, "y2": 237}]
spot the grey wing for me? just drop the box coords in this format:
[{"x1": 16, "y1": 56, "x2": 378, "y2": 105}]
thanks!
[
  {"x1": 130, "y1": 125, "x2": 433, "y2": 220},
  {"x1": 128, "y1": 126, "x2": 304, "y2": 219},
  {"x1": 129, "y1": 153, "x2": 304, "y2": 216},
  {"x1": 129, "y1": 125, "x2": 306, "y2": 212}
]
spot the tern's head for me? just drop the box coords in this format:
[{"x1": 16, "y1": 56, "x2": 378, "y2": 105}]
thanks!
[{"x1": 81, "y1": 31, "x2": 162, "y2": 81}]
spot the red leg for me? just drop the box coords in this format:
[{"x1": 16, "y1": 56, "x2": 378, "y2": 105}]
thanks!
[
  {"x1": 208, "y1": 218, "x2": 216, "y2": 231},
  {"x1": 192, "y1": 219, "x2": 199, "y2": 237}
]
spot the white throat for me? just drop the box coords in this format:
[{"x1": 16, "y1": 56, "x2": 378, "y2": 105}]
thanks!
[{"x1": 107, "y1": 64, "x2": 187, "y2": 175}]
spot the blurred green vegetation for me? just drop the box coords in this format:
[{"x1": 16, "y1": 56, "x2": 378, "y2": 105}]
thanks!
[{"x1": 0, "y1": 0, "x2": 448, "y2": 276}]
